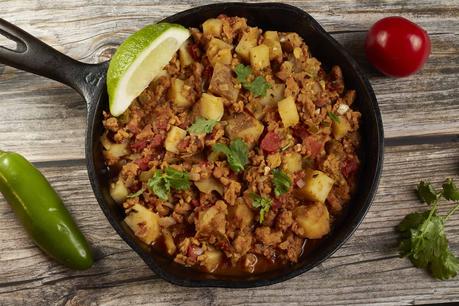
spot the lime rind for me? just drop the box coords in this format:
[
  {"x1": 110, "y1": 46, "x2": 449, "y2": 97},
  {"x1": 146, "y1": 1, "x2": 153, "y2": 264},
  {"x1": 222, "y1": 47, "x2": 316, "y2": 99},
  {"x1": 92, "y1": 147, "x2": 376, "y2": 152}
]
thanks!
[{"x1": 107, "y1": 23, "x2": 190, "y2": 116}]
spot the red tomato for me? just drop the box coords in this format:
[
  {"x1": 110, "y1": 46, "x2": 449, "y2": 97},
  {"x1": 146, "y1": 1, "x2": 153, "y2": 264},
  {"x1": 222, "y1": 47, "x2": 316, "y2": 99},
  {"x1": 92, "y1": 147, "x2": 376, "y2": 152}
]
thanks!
[
  {"x1": 365, "y1": 16, "x2": 431, "y2": 77},
  {"x1": 260, "y1": 132, "x2": 282, "y2": 153},
  {"x1": 342, "y1": 158, "x2": 359, "y2": 178}
]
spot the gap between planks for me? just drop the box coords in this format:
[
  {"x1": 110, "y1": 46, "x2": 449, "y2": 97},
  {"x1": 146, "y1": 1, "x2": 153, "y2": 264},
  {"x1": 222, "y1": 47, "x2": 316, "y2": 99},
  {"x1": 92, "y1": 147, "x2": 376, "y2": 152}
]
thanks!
[{"x1": 31, "y1": 134, "x2": 459, "y2": 169}]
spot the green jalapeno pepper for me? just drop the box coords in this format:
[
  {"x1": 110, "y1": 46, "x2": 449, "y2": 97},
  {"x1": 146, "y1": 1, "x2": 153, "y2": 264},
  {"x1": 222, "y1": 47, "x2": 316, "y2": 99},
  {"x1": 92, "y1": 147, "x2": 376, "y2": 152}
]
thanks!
[{"x1": 0, "y1": 151, "x2": 93, "y2": 270}]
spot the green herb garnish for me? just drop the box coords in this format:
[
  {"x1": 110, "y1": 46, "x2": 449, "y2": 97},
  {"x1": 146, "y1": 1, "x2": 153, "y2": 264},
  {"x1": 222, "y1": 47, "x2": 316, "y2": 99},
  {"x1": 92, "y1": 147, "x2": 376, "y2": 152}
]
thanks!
[
  {"x1": 187, "y1": 117, "x2": 217, "y2": 135},
  {"x1": 147, "y1": 167, "x2": 190, "y2": 200},
  {"x1": 212, "y1": 138, "x2": 249, "y2": 173},
  {"x1": 327, "y1": 111, "x2": 340, "y2": 123},
  {"x1": 127, "y1": 187, "x2": 146, "y2": 198},
  {"x1": 234, "y1": 64, "x2": 271, "y2": 97},
  {"x1": 250, "y1": 193, "x2": 272, "y2": 224},
  {"x1": 272, "y1": 169, "x2": 291, "y2": 197},
  {"x1": 235, "y1": 64, "x2": 252, "y2": 83},
  {"x1": 397, "y1": 178, "x2": 459, "y2": 280},
  {"x1": 443, "y1": 178, "x2": 459, "y2": 201},
  {"x1": 243, "y1": 76, "x2": 271, "y2": 97}
]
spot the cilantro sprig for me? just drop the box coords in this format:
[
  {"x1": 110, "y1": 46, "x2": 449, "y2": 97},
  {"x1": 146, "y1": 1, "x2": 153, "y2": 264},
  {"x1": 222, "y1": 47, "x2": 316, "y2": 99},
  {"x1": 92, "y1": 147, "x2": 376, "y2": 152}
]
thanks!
[
  {"x1": 235, "y1": 64, "x2": 251, "y2": 83},
  {"x1": 327, "y1": 111, "x2": 340, "y2": 123},
  {"x1": 235, "y1": 64, "x2": 271, "y2": 97},
  {"x1": 212, "y1": 138, "x2": 249, "y2": 173},
  {"x1": 272, "y1": 169, "x2": 291, "y2": 197},
  {"x1": 147, "y1": 167, "x2": 190, "y2": 200},
  {"x1": 187, "y1": 117, "x2": 217, "y2": 135},
  {"x1": 127, "y1": 187, "x2": 146, "y2": 198},
  {"x1": 397, "y1": 178, "x2": 459, "y2": 280},
  {"x1": 250, "y1": 193, "x2": 272, "y2": 224}
]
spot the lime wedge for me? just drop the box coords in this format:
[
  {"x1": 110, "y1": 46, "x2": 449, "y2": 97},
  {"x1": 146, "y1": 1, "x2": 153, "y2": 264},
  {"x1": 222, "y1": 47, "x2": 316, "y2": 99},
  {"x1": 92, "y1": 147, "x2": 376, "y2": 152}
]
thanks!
[{"x1": 107, "y1": 23, "x2": 190, "y2": 116}]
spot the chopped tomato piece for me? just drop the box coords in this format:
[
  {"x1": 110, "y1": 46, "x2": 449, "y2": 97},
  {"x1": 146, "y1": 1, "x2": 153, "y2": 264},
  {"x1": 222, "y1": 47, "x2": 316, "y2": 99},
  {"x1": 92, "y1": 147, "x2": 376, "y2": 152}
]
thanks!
[
  {"x1": 135, "y1": 157, "x2": 150, "y2": 171},
  {"x1": 304, "y1": 136, "x2": 323, "y2": 157},
  {"x1": 342, "y1": 157, "x2": 359, "y2": 178},
  {"x1": 260, "y1": 132, "x2": 282, "y2": 153},
  {"x1": 149, "y1": 134, "x2": 165, "y2": 148},
  {"x1": 130, "y1": 139, "x2": 148, "y2": 152},
  {"x1": 187, "y1": 43, "x2": 201, "y2": 61},
  {"x1": 291, "y1": 123, "x2": 310, "y2": 140}
]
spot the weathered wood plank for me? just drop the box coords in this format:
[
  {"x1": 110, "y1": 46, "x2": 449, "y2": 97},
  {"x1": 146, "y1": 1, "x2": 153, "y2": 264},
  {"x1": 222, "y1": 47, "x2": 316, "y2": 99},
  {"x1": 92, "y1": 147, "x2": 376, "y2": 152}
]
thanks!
[
  {"x1": 0, "y1": 0, "x2": 458, "y2": 162},
  {"x1": 1, "y1": 142, "x2": 459, "y2": 305}
]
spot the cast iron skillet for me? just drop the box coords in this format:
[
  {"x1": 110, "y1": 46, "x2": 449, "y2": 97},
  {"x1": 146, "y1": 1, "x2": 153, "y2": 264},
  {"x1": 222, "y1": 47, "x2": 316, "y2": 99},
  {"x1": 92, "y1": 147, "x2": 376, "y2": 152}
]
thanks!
[{"x1": 0, "y1": 2, "x2": 383, "y2": 287}]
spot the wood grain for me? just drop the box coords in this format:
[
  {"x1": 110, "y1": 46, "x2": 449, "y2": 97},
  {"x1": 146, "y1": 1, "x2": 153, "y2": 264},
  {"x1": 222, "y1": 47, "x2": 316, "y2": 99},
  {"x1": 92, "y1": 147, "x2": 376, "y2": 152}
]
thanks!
[
  {"x1": 1, "y1": 1, "x2": 459, "y2": 305},
  {"x1": 0, "y1": 0, "x2": 458, "y2": 162},
  {"x1": 1, "y1": 142, "x2": 459, "y2": 305}
]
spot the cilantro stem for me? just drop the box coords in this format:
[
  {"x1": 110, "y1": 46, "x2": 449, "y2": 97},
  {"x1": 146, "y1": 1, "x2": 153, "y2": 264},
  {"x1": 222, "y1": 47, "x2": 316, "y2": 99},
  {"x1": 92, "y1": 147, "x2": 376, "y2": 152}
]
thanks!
[
  {"x1": 427, "y1": 202, "x2": 438, "y2": 221},
  {"x1": 444, "y1": 202, "x2": 459, "y2": 222}
]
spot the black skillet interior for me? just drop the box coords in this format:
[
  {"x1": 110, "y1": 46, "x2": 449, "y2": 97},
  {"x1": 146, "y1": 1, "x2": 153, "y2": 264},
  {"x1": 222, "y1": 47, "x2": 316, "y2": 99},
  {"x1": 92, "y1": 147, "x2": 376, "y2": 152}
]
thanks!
[{"x1": 85, "y1": 2, "x2": 384, "y2": 288}]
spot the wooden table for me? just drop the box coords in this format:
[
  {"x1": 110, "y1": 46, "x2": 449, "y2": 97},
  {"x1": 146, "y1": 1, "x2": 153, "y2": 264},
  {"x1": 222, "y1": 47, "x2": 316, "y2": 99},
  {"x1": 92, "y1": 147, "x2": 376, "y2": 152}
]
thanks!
[{"x1": 1, "y1": 1, "x2": 458, "y2": 305}]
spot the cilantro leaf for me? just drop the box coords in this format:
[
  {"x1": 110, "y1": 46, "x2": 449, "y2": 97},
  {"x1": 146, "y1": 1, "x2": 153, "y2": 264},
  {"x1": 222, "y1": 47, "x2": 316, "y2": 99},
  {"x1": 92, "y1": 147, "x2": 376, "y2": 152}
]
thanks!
[
  {"x1": 443, "y1": 178, "x2": 459, "y2": 202},
  {"x1": 235, "y1": 63, "x2": 252, "y2": 83},
  {"x1": 432, "y1": 250, "x2": 459, "y2": 280},
  {"x1": 165, "y1": 167, "x2": 190, "y2": 190},
  {"x1": 243, "y1": 76, "x2": 271, "y2": 97},
  {"x1": 235, "y1": 64, "x2": 271, "y2": 97},
  {"x1": 397, "y1": 179, "x2": 459, "y2": 280},
  {"x1": 127, "y1": 187, "x2": 146, "y2": 198},
  {"x1": 397, "y1": 211, "x2": 430, "y2": 234},
  {"x1": 327, "y1": 112, "x2": 340, "y2": 123},
  {"x1": 417, "y1": 181, "x2": 440, "y2": 205},
  {"x1": 148, "y1": 171, "x2": 170, "y2": 201},
  {"x1": 272, "y1": 168, "x2": 291, "y2": 197},
  {"x1": 250, "y1": 193, "x2": 272, "y2": 224},
  {"x1": 187, "y1": 117, "x2": 217, "y2": 135},
  {"x1": 147, "y1": 167, "x2": 190, "y2": 200},
  {"x1": 212, "y1": 138, "x2": 248, "y2": 173}
]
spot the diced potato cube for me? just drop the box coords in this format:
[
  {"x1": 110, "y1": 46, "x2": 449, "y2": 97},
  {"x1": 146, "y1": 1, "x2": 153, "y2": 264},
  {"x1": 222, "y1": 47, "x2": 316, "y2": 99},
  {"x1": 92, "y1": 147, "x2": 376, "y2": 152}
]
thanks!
[
  {"x1": 278, "y1": 96, "x2": 299, "y2": 128},
  {"x1": 208, "y1": 38, "x2": 232, "y2": 53},
  {"x1": 168, "y1": 78, "x2": 191, "y2": 108},
  {"x1": 179, "y1": 43, "x2": 194, "y2": 68},
  {"x1": 124, "y1": 204, "x2": 160, "y2": 245},
  {"x1": 100, "y1": 132, "x2": 112, "y2": 150},
  {"x1": 194, "y1": 177, "x2": 224, "y2": 196},
  {"x1": 162, "y1": 229, "x2": 176, "y2": 255},
  {"x1": 210, "y1": 48, "x2": 232, "y2": 66},
  {"x1": 208, "y1": 62, "x2": 239, "y2": 102},
  {"x1": 249, "y1": 44, "x2": 270, "y2": 70},
  {"x1": 235, "y1": 27, "x2": 259, "y2": 61},
  {"x1": 245, "y1": 99, "x2": 265, "y2": 120},
  {"x1": 296, "y1": 169, "x2": 334, "y2": 203},
  {"x1": 164, "y1": 126, "x2": 187, "y2": 153},
  {"x1": 332, "y1": 116, "x2": 351, "y2": 140},
  {"x1": 293, "y1": 202, "x2": 330, "y2": 239},
  {"x1": 197, "y1": 201, "x2": 227, "y2": 236},
  {"x1": 232, "y1": 202, "x2": 254, "y2": 230},
  {"x1": 109, "y1": 179, "x2": 129, "y2": 204},
  {"x1": 263, "y1": 31, "x2": 282, "y2": 60},
  {"x1": 225, "y1": 112, "x2": 264, "y2": 146},
  {"x1": 206, "y1": 38, "x2": 232, "y2": 66},
  {"x1": 259, "y1": 83, "x2": 285, "y2": 106},
  {"x1": 199, "y1": 93, "x2": 225, "y2": 121},
  {"x1": 198, "y1": 247, "x2": 223, "y2": 272},
  {"x1": 282, "y1": 152, "x2": 302, "y2": 173},
  {"x1": 202, "y1": 18, "x2": 223, "y2": 37},
  {"x1": 105, "y1": 143, "x2": 129, "y2": 158}
]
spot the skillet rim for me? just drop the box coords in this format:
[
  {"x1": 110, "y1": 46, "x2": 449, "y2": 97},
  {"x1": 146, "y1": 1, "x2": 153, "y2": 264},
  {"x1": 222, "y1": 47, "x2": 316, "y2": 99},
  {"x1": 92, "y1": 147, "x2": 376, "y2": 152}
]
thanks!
[{"x1": 86, "y1": 2, "x2": 384, "y2": 288}]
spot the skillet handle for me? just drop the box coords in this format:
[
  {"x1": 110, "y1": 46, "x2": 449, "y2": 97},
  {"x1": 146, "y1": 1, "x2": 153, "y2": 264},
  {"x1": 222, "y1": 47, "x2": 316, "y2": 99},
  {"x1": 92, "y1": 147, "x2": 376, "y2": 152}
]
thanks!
[{"x1": 0, "y1": 18, "x2": 107, "y2": 103}]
